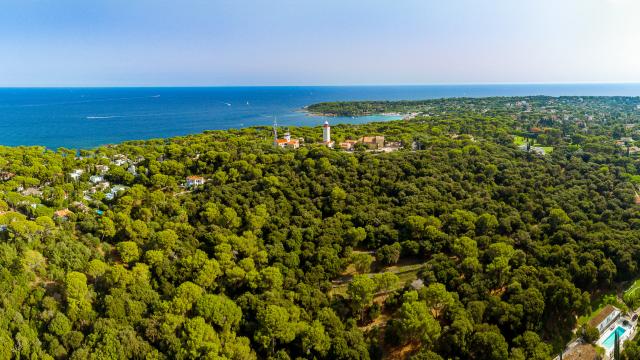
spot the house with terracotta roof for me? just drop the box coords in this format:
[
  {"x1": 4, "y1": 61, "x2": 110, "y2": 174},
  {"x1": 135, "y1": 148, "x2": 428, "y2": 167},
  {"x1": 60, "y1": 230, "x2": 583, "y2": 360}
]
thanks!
[
  {"x1": 275, "y1": 138, "x2": 300, "y2": 149},
  {"x1": 629, "y1": 146, "x2": 640, "y2": 155},
  {"x1": 53, "y1": 208, "x2": 73, "y2": 219},
  {"x1": 186, "y1": 175, "x2": 205, "y2": 187},
  {"x1": 588, "y1": 305, "x2": 620, "y2": 333},
  {"x1": 275, "y1": 131, "x2": 300, "y2": 149},
  {"x1": 359, "y1": 136, "x2": 385, "y2": 149},
  {"x1": 0, "y1": 172, "x2": 15, "y2": 181},
  {"x1": 339, "y1": 140, "x2": 358, "y2": 151}
]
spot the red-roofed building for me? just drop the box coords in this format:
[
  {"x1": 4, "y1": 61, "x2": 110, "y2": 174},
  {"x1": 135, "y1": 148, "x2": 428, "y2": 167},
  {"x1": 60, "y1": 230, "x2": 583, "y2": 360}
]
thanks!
[
  {"x1": 54, "y1": 208, "x2": 73, "y2": 219},
  {"x1": 276, "y1": 136, "x2": 300, "y2": 149},
  {"x1": 0, "y1": 172, "x2": 15, "y2": 181},
  {"x1": 186, "y1": 176, "x2": 205, "y2": 187}
]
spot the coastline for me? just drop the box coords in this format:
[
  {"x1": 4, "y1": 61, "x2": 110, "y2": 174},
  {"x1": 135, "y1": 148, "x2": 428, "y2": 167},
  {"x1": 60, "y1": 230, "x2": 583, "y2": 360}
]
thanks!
[
  {"x1": 4, "y1": 85, "x2": 640, "y2": 149},
  {"x1": 304, "y1": 108, "x2": 417, "y2": 121}
]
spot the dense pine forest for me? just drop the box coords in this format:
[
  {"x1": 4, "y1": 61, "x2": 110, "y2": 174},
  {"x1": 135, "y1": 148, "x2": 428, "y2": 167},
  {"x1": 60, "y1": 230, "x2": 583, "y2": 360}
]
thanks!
[{"x1": 4, "y1": 96, "x2": 640, "y2": 359}]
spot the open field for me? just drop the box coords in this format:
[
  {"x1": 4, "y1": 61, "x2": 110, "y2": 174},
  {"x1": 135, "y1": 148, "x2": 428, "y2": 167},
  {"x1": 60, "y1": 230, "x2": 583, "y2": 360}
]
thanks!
[
  {"x1": 329, "y1": 262, "x2": 423, "y2": 298},
  {"x1": 625, "y1": 279, "x2": 640, "y2": 299},
  {"x1": 514, "y1": 135, "x2": 554, "y2": 154}
]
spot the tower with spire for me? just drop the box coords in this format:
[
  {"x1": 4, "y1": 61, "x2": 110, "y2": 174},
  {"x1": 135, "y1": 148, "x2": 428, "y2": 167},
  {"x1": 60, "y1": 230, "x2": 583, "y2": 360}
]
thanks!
[{"x1": 272, "y1": 119, "x2": 300, "y2": 149}]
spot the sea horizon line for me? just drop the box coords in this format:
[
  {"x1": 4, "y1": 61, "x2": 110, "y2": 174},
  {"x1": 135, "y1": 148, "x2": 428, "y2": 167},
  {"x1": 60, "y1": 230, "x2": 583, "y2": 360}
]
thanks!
[{"x1": 3, "y1": 81, "x2": 640, "y2": 89}]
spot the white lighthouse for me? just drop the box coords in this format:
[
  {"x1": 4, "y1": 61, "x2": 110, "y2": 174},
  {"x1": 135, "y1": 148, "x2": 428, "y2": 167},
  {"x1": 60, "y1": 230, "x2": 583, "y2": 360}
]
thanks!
[{"x1": 323, "y1": 120, "x2": 331, "y2": 143}]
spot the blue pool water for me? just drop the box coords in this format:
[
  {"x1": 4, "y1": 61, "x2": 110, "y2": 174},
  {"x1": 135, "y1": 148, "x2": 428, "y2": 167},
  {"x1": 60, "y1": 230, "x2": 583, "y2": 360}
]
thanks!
[
  {"x1": 1, "y1": 84, "x2": 640, "y2": 149},
  {"x1": 602, "y1": 326, "x2": 626, "y2": 350}
]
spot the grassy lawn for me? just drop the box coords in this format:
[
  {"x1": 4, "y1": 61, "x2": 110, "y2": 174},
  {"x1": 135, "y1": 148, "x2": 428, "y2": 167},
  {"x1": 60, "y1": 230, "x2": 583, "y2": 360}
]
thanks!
[
  {"x1": 513, "y1": 135, "x2": 554, "y2": 154},
  {"x1": 578, "y1": 298, "x2": 609, "y2": 327},
  {"x1": 625, "y1": 279, "x2": 640, "y2": 299},
  {"x1": 329, "y1": 263, "x2": 423, "y2": 298},
  {"x1": 514, "y1": 136, "x2": 527, "y2": 146},
  {"x1": 623, "y1": 279, "x2": 640, "y2": 310},
  {"x1": 578, "y1": 292, "x2": 629, "y2": 327}
]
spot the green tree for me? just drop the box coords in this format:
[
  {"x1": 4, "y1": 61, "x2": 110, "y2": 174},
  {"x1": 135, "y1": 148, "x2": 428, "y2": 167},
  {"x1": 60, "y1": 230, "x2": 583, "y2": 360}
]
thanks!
[
  {"x1": 469, "y1": 326, "x2": 508, "y2": 360},
  {"x1": 374, "y1": 272, "x2": 399, "y2": 292},
  {"x1": 172, "y1": 281, "x2": 204, "y2": 314},
  {"x1": 196, "y1": 294, "x2": 242, "y2": 333},
  {"x1": 351, "y1": 253, "x2": 374, "y2": 274},
  {"x1": 65, "y1": 271, "x2": 93, "y2": 324},
  {"x1": 301, "y1": 320, "x2": 331, "y2": 357},
  {"x1": 99, "y1": 217, "x2": 116, "y2": 240},
  {"x1": 49, "y1": 312, "x2": 72, "y2": 337},
  {"x1": 116, "y1": 241, "x2": 140, "y2": 263},
  {"x1": 255, "y1": 305, "x2": 301, "y2": 354},
  {"x1": 347, "y1": 275, "x2": 377, "y2": 320},
  {"x1": 396, "y1": 300, "x2": 441, "y2": 347},
  {"x1": 377, "y1": 242, "x2": 402, "y2": 265}
]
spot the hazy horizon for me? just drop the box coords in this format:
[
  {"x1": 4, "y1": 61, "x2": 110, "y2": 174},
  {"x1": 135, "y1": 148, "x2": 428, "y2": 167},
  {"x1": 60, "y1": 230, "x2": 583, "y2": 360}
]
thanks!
[
  {"x1": 4, "y1": 82, "x2": 640, "y2": 89},
  {"x1": 3, "y1": 0, "x2": 640, "y2": 87}
]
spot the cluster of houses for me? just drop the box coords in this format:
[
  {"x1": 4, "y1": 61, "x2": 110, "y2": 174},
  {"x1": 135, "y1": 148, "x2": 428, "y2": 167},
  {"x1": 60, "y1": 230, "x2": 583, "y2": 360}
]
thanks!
[
  {"x1": 272, "y1": 119, "x2": 401, "y2": 152},
  {"x1": 68, "y1": 158, "x2": 135, "y2": 202},
  {"x1": 0, "y1": 153, "x2": 147, "y2": 227},
  {"x1": 0, "y1": 119, "x2": 404, "y2": 229},
  {"x1": 615, "y1": 136, "x2": 640, "y2": 155},
  {"x1": 179, "y1": 120, "x2": 403, "y2": 192},
  {"x1": 337, "y1": 136, "x2": 402, "y2": 151},
  {"x1": 274, "y1": 131, "x2": 301, "y2": 149}
]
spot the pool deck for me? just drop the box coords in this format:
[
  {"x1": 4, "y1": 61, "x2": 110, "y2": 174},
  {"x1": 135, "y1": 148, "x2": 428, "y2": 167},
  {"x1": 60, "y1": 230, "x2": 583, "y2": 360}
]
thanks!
[
  {"x1": 597, "y1": 312, "x2": 638, "y2": 359},
  {"x1": 555, "y1": 310, "x2": 640, "y2": 360}
]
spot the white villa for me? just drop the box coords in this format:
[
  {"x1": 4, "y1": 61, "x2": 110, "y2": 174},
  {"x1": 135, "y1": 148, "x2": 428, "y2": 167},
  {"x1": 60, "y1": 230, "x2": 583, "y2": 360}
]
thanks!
[
  {"x1": 113, "y1": 154, "x2": 129, "y2": 166},
  {"x1": 95, "y1": 165, "x2": 110, "y2": 174},
  {"x1": 89, "y1": 175, "x2": 104, "y2": 184},
  {"x1": 186, "y1": 175, "x2": 205, "y2": 187},
  {"x1": 275, "y1": 133, "x2": 300, "y2": 149},
  {"x1": 590, "y1": 305, "x2": 620, "y2": 333},
  {"x1": 105, "y1": 185, "x2": 127, "y2": 200},
  {"x1": 69, "y1": 169, "x2": 84, "y2": 181}
]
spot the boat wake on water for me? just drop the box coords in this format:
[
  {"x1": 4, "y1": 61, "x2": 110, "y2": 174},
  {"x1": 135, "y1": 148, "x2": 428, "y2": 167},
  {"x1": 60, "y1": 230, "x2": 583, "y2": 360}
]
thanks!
[
  {"x1": 86, "y1": 116, "x2": 121, "y2": 119},
  {"x1": 86, "y1": 109, "x2": 219, "y2": 120}
]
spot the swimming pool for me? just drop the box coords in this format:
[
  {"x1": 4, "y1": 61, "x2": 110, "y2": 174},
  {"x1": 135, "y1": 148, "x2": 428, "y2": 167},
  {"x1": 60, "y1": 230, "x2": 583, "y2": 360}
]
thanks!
[{"x1": 602, "y1": 326, "x2": 626, "y2": 350}]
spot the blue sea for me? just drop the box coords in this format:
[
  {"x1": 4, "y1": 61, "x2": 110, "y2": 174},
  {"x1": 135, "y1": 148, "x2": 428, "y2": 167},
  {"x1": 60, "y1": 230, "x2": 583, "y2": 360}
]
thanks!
[{"x1": 1, "y1": 84, "x2": 640, "y2": 149}]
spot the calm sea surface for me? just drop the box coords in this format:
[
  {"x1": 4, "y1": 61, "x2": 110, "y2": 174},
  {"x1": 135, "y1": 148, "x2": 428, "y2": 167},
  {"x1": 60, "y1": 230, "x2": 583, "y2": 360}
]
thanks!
[{"x1": 1, "y1": 84, "x2": 640, "y2": 149}]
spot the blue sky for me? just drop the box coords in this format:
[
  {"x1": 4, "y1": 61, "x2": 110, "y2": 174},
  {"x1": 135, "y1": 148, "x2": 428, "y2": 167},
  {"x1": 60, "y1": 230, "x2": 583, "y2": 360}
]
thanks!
[{"x1": 1, "y1": 0, "x2": 639, "y2": 86}]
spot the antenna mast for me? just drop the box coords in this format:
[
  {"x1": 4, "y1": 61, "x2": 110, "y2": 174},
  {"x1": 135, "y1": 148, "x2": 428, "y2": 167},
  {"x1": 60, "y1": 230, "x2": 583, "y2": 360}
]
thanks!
[{"x1": 273, "y1": 117, "x2": 278, "y2": 147}]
